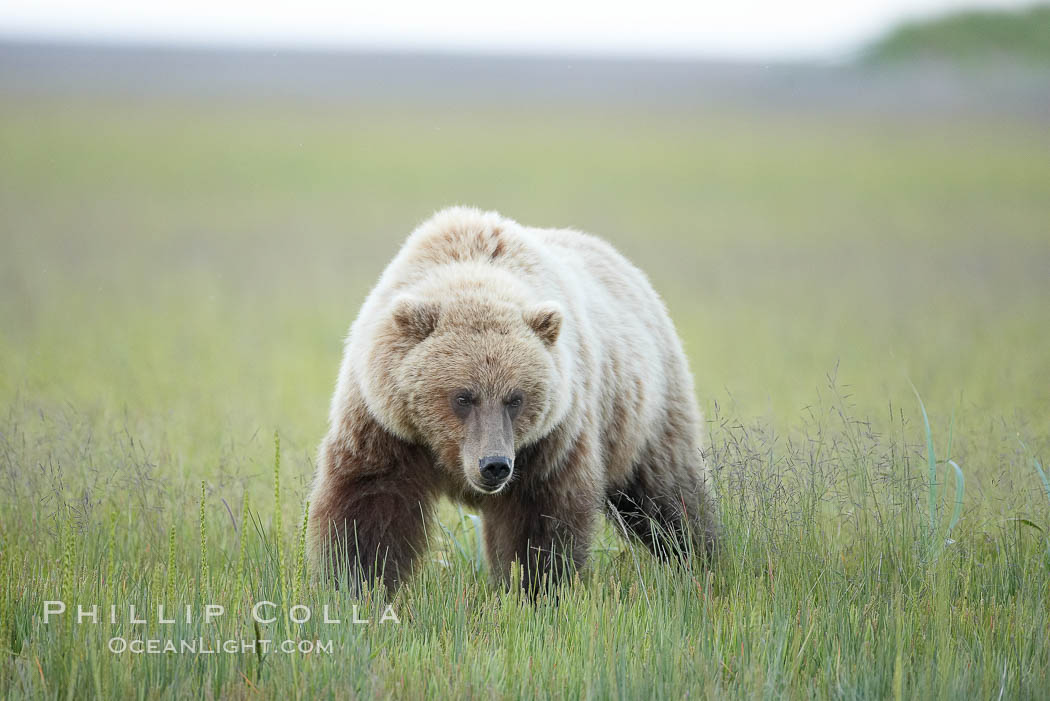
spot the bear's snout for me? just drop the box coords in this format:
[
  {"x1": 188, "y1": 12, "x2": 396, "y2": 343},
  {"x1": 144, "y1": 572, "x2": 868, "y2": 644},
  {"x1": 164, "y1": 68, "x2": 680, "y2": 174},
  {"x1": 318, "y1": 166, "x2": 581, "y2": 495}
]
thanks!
[
  {"x1": 478, "y1": 455, "x2": 512, "y2": 489},
  {"x1": 461, "y1": 396, "x2": 516, "y2": 494}
]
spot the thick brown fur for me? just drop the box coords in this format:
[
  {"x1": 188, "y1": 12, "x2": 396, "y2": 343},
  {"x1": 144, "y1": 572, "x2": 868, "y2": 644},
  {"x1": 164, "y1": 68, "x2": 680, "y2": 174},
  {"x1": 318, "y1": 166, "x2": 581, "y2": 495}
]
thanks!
[{"x1": 308, "y1": 207, "x2": 719, "y2": 596}]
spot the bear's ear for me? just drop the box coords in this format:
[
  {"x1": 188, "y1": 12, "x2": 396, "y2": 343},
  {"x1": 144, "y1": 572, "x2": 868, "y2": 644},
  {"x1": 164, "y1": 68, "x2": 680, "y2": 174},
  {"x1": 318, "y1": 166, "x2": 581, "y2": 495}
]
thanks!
[
  {"x1": 391, "y1": 295, "x2": 441, "y2": 343},
  {"x1": 524, "y1": 303, "x2": 562, "y2": 347}
]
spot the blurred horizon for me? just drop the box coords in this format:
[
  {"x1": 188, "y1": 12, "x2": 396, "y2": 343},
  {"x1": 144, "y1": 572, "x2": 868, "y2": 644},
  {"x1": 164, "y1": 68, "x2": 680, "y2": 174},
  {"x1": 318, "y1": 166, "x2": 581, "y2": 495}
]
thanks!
[
  {"x1": 0, "y1": 0, "x2": 1041, "y2": 62},
  {"x1": 2, "y1": 38, "x2": 1048, "y2": 122}
]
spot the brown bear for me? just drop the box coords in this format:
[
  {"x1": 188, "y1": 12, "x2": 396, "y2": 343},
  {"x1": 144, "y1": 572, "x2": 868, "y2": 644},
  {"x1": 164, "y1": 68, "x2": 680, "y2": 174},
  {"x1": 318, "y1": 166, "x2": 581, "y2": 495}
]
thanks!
[{"x1": 308, "y1": 207, "x2": 719, "y2": 595}]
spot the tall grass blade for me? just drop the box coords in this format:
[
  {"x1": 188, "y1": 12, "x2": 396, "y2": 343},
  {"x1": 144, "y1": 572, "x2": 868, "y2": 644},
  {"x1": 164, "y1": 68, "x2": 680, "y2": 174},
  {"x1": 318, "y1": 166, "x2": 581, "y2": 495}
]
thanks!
[
  {"x1": 946, "y1": 459, "x2": 964, "y2": 535},
  {"x1": 911, "y1": 384, "x2": 938, "y2": 537},
  {"x1": 236, "y1": 494, "x2": 250, "y2": 595},
  {"x1": 1018, "y1": 437, "x2": 1050, "y2": 507},
  {"x1": 199, "y1": 481, "x2": 209, "y2": 592},
  {"x1": 273, "y1": 430, "x2": 285, "y2": 602},
  {"x1": 166, "y1": 524, "x2": 177, "y2": 601},
  {"x1": 293, "y1": 501, "x2": 310, "y2": 604}
]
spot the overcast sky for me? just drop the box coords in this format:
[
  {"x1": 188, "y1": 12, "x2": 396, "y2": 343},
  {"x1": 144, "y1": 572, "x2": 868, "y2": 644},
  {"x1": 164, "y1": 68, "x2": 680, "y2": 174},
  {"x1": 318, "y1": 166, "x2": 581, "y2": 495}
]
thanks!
[{"x1": 0, "y1": 0, "x2": 1036, "y2": 60}]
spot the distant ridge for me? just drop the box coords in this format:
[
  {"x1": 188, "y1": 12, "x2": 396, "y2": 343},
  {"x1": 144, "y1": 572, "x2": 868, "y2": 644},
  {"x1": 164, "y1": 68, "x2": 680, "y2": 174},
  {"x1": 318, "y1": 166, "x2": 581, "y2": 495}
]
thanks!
[{"x1": 865, "y1": 5, "x2": 1050, "y2": 65}]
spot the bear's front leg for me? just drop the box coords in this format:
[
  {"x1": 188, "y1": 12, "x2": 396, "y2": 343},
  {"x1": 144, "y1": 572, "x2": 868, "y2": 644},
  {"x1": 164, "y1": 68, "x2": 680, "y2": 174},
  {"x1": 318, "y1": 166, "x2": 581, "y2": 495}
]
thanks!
[
  {"x1": 482, "y1": 478, "x2": 601, "y2": 598},
  {"x1": 308, "y1": 409, "x2": 437, "y2": 593}
]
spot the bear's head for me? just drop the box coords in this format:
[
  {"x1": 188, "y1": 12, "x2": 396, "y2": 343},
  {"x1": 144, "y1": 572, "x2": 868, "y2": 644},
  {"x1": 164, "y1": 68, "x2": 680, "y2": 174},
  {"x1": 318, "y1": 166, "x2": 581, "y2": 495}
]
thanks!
[{"x1": 376, "y1": 292, "x2": 564, "y2": 494}]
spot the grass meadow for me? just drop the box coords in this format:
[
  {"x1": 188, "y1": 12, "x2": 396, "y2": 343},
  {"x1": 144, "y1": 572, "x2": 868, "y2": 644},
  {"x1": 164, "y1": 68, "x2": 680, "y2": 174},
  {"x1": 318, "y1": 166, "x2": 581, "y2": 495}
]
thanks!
[{"x1": 1, "y1": 89, "x2": 1049, "y2": 698}]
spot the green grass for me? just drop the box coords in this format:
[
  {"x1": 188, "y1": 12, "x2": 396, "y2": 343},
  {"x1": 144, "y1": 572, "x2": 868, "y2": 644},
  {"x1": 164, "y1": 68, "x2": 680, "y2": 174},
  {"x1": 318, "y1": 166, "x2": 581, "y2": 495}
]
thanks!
[{"x1": 1, "y1": 94, "x2": 1049, "y2": 698}]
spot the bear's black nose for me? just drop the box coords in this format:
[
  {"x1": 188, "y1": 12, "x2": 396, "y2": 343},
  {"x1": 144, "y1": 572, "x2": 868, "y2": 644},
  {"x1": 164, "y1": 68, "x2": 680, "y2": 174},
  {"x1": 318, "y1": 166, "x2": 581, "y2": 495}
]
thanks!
[{"x1": 479, "y1": 455, "x2": 512, "y2": 486}]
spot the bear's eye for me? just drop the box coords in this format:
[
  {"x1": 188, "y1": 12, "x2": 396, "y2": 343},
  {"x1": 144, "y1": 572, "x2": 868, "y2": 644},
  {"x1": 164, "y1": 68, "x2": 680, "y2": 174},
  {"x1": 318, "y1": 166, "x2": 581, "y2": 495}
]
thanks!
[
  {"x1": 506, "y1": 392, "x2": 524, "y2": 410},
  {"x1": 450, "y1": 391, "x2": 475, "y2": 419}
]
